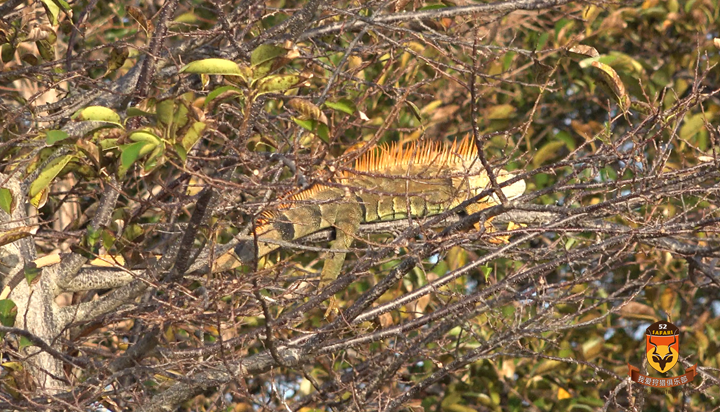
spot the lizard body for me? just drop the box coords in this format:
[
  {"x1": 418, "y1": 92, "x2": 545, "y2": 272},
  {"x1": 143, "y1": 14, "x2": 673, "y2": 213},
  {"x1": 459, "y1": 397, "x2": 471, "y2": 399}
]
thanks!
[{"x1": 220, "y1": 136, "x2": 526, "y2": 280}]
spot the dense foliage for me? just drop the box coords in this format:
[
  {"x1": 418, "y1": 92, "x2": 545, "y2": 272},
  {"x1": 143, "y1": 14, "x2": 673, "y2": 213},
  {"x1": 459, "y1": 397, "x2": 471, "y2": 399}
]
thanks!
[{"x1": 0, "y1": 0, "x2": 719, "y2": 410}]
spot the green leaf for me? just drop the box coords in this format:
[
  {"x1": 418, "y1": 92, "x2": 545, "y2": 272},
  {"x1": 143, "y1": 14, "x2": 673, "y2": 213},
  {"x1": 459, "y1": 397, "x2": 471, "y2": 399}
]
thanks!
[
  {"x1": 292, "y1": 118, "x2": 329, "y2": 143},
  {"x1": 123, "y1": 224, "x2": 144, "y2": 242},
  {"x1": 532, "y1": 140, "x2": 566, "y2": 168},
  {"x1": 0, "y1": 298, "x2": 16, "y2": 338},
  {"x1": 171, "y1": 102, "x2": 189, "y2": 134},
  {"x1": 325, "y1": 99, "x2": 356, "y2": 115},
  {"x1": 680, "y1": 113, "x2": 705, "y2": 141},
  {"x1": 554, "y1": 130, "x2": 576, "y2": 151},
  {"x1": 180, "y1": 58, "x2": 246, "y2": 76},
  {"x1": 405, "y1": 101, "x2": 422, "y2": 122},
  {"x1": 19, "y1": 336, "x2": 32, "y2": 349},
  {"x1": 251, "y1": 44, "x2": 285, "y2": 66},
  {"x1": 107, "y1": 46, "x2": 129, "y2": 72},
  {"x1": 479, "y1": 266, "x2": 492, "y2": 282},
  {"x1": 98, "y1": 139, "x2": 120, "y2": 151},
  {"x1": 0, "y1": 299, "x2": 17, "y2": 327},
  {"x1": 35, "y1": 40, "x2": 55, "y2": 61},
  {"x1": 45, "y1": 130, "x2": 69, "y2": 144},
  {"x1": 256, "y1": 74, "x2": 304, "y2": 94},
  {"x1": 28, "y1": 154, "x2": 74, "y2": 198},
  {"x1": 486, "y1": 104, "x2": 516, "y2": 120},
  {"x1": 101, "y1": 230, "x2": 116, "y2": 251},
  {"x1": 119, "y1": 141, "x2": 151, "y2": 178},
  {"x1": 536, "y1": 32, "x2": 550, "y2": 51},
  {"x1": 1, "y1": 43, "x2": 15, "y2": 63},
  {"x1": 0, "y1": 188, "x2": 13, "y2": 214},
  {"x1": 40, "y1": 0, "x2": 60, "y2": 25},
  {"x1": 293, "y1": 117, "x2": 314, "y2": 131},
  {"x1": 181, "y1": 122, "x2": 206, "y2": 151},
  {"x1": 24, "y1": 263, "x2": 41, "y2": 286},
  {"x1": 84, "y1": 226, "x2": 102, "y2": 255},
  {"x1": 205, "y1": 86, "x2": 242, "y2": 109},
  {"x1": 174, "y1": 144, "x2": 187, "y2": 163},
  {"x1": 156, "y1": 99, "x2": 175, "y2": 126},
  {"x1": 128, "y1": 130, "x2": 161, "y2": 146},
  {"x1": 126, "y1": 107, "x2": 156, "y2": 118},
  {"x1": 72, "y1": 106, "x2": 122, "y2": 125},
  {"x1": 251, "y1": 45, "x2": 287, "y2": 78},
  {"x1": 52, "y1": 0, "x2": 71, "y2": 11},
  {"x1": 418, "y1": 4, "x2": 447, "y2": 10},
  {"x1": 317, "y1": 123, "x2": 330, "y2": 143}
]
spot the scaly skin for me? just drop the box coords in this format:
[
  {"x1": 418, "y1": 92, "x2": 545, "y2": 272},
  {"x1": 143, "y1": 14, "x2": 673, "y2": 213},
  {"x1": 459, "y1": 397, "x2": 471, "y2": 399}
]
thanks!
[{"x1": 215, "y1": 136, "x2": 526, "y2": 282}]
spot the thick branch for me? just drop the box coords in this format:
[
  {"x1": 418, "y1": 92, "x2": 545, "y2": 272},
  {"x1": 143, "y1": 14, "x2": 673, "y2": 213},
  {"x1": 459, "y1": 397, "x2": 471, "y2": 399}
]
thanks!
[
  {"x1": 58, "y1": 268, "x2": 137, "y2": 293},
  {"x1": 298, "y1": 0, "x2": 573, "y2": 40},
  {"x1": 59, "y1": 278, "x2": 149, "y2": 325}
]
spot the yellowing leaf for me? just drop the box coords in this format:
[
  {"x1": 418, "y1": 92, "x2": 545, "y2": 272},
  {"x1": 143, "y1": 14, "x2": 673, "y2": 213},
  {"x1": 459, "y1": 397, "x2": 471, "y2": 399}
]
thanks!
[
  {"x1": 581, "y1": 60, "x2": 631, "y2": 111},
  {"x1": 581, "y1": 337, "x2": 604, "y2": 360},
  {"x1": 251, "y1": 45, "x2": 286, "y2": 65},
  {"x1": 127, "y1": 6, "x2": 154, "y2": 35},
  {"x1": 128, "y1": 131, "x2": 161, "y2": 146},
  {"x1": 534, "y1": 360, "x2": 564, "y2": 375},
  {"x1": 40, "y1": 0, "x2": 62, "y2": 25},
  {"x1": 35, "y1": 39, "x2": 55, "y2": 61},
  {"x1": 0, "y1": 188, "x2": 12, "y2": 214},
  {"x1": 486, "y1": 104, "x2": 516, "y2": 120},
  {"x1": 30, "y1": 187, "x2": 49, "y2": 209},
  {"x1": 180, "y1": 58, "x2": 246, "y2": 77},
  {"x1": 659, "y1": 287, "x2": 676, "y2": 314},
  {"x1": 156, "y1": 99, "x2": 176, "y2": 127},
  {"x1": 250, "y1": 45, "x2": 286, "y2": 78},
  {"x1": 558, "y1": 387, "x2": 572, "y2": 400},
  {"x1": 28, "y1": 154, "x2": 74, "y2": 198},
  {"x1": 89, "y1": 254, "x2": 126, "y2": 267},
  {"x1": 618, "y1": 301, "x2": 656, "y2": 320},
  {"x1": 288, "y1": 98, "x2": 327, "y2": 124},
  {"x1": 256, "y1": 74, "x2": 304, "y2": 94},
  {"x1": 0, "y1": 226, "x2": 33, "y2": 248},
  {"x1": 568, "y1": 44, "x2": 599, "y2": 60},
  {"x1": 181, "y1": 121, "x2": 206, "y2": 151},
  {"x1": 73, "y1": 106, "x2": 122, "y2": 124},
  {"x1": 107, "y1": 46, "x2": 129, "y2": 72}
]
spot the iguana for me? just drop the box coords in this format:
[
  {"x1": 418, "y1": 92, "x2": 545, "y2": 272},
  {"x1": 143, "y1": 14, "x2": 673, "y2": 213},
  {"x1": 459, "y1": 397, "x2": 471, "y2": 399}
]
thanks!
[{"x1": 216, "y1": 135, "x2": 526, "y2": 283}]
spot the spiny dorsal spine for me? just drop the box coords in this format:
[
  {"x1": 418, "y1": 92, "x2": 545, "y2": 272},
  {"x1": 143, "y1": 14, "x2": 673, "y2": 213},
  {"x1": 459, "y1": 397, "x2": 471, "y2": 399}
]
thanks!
[
  {"x1": 350, "y1": 135, "x2": 478, "y2": 174},
  {"x1": 258, "y1": 135, "x2": 490, "y2": 225}
]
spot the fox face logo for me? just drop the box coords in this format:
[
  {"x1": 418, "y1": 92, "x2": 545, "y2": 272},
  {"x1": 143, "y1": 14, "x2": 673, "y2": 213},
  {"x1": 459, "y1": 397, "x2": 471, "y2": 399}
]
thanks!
[{"x1": 645, "y1": 321, "x2": 680, "y2": 374}]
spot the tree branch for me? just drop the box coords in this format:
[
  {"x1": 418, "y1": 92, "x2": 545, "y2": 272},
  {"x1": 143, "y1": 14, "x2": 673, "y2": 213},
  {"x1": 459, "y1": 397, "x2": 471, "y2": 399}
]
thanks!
[{"x1": 298, "y1": 0, "x2": 573, "y2": 40}]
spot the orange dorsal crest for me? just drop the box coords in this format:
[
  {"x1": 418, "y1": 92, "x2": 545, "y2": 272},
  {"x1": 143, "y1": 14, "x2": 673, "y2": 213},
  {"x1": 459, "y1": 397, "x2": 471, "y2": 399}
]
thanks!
[{"x1": 351, "y1": 135, "x2": 478, "y2": 173}]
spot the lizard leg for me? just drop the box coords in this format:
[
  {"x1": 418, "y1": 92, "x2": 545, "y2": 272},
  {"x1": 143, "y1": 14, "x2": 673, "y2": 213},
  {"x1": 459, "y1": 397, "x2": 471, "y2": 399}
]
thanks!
[
  {"x1": 319, "y1": 203, "x2": 362, "y2": 318},
  {"x1": 319, "y1": 203, "x2": 362, "y2": 286}
]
